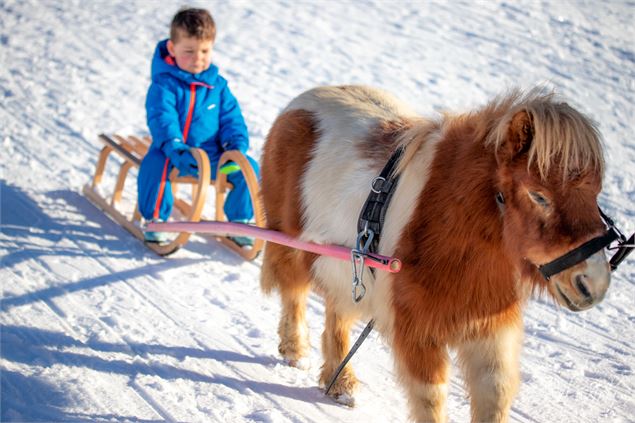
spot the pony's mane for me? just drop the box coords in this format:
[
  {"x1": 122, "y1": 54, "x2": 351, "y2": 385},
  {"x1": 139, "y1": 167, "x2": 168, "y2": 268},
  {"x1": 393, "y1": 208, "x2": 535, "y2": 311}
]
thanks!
[
  {"x1": 395, "y1": 88, "x2": 605, "y2": 182},
  {"x1": 485, "y1": 88, "x2": 605, "y2": 181}
]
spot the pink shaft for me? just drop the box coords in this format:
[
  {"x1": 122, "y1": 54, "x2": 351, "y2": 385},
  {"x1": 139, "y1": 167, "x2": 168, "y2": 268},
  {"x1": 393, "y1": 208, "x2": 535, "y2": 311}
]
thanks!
[{"x1": 147, "y1": 221, "x2": 402, "y2": 273}]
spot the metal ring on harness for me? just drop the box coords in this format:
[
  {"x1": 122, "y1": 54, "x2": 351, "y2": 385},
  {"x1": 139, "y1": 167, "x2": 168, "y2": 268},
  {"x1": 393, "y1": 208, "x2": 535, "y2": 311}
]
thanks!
[{"x1": 370, "y1": 176, "x2": 386, "y2": 194}]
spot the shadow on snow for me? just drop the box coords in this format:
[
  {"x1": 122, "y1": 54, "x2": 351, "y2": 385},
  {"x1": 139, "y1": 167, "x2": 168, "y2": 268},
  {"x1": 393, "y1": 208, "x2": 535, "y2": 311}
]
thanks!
[{"x1": 1, "y1": 324, "x2": 330, "y2": 422}]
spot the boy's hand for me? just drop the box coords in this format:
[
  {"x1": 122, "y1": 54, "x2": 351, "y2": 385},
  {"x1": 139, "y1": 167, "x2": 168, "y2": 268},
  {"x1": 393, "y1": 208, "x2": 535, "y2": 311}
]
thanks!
[
  {"x1": 172, "y1": 149, "x2": 198, "y2": 177},
  {"x1": 162, "y1": 139, "x2": 198, "y2": 177}
]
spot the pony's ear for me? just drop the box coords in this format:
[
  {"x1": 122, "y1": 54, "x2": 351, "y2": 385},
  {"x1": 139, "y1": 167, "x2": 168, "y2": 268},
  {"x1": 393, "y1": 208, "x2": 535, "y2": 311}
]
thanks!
[{"x1": 503, "y1": 110, "x2": 533, "y2": 160}]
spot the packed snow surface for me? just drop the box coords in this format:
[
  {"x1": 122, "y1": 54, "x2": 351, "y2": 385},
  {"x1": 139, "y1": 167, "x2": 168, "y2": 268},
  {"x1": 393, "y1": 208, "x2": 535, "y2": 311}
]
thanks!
[{"x1": 1, "y1": 0, "x2": 633, "y2": 422}]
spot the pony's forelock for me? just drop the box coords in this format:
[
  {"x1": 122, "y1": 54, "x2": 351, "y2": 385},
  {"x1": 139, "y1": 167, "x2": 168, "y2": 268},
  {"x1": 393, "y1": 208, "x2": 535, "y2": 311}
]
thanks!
[{"x1": 487, "y1": 88, "x2": 605, "y2": 182}]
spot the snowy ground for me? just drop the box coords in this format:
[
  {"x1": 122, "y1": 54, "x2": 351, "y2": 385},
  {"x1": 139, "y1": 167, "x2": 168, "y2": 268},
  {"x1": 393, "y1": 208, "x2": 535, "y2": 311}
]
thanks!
[{"x1": 1, "y1": 0, "x2": 634, "y2": 422}]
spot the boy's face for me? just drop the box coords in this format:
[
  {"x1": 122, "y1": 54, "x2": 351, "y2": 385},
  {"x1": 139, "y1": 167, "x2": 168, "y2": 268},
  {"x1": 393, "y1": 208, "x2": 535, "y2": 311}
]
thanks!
[{"x1": 167, "y1": 34, "x2": 214, "y2": 74}]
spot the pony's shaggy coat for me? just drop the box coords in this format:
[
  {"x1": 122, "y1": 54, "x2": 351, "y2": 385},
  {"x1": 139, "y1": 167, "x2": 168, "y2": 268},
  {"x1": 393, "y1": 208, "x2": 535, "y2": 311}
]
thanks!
[{"x1": 260, "y1": 86, "x2": 610, "y2": 422}]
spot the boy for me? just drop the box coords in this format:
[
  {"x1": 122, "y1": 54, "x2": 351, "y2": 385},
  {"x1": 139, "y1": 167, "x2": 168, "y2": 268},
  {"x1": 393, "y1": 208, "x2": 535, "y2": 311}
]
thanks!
[{"x1": 138, "y1": 7, "x2": 258, "y2": 246}]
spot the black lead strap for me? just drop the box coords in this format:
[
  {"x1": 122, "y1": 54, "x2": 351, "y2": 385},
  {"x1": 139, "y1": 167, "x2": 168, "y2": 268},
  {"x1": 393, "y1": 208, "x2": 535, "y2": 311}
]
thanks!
[
  {"x1": 325, "y1": 145, "x2": 405, "y2": 396},
  {"x1": 325, "y1": 319, "x2": 375, "y2": 396}
]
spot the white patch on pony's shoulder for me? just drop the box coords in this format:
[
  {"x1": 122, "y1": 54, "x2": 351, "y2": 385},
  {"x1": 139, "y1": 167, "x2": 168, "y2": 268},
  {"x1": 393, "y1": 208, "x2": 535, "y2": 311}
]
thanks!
[{"x1": 312, "y1": 257, "x2": 368, "y2": 317}]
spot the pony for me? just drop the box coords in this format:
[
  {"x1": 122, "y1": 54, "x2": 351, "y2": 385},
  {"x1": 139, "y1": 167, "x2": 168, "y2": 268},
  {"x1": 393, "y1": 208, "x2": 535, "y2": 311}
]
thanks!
[{"x1": 259, "y1": 85, "x2": 611, "y2": 422}]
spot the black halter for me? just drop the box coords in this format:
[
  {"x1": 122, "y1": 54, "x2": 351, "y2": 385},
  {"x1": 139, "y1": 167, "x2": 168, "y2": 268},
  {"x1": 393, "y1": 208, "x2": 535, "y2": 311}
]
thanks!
[{"x1": 496, "y1": 192, "x2": 633, "y2": 280}]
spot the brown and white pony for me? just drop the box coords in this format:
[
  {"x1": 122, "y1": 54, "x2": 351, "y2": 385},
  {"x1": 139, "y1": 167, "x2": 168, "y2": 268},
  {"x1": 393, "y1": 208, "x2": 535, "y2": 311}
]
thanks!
[{"x1": 259, "y1": 85, "x2": 610, "y2": 422}]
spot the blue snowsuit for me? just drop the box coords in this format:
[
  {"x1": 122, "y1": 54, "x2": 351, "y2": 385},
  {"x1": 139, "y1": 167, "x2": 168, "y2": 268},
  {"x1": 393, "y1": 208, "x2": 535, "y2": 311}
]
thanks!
[{"x1": 137, "y1": 39, "x2": 259, "y2": 222}]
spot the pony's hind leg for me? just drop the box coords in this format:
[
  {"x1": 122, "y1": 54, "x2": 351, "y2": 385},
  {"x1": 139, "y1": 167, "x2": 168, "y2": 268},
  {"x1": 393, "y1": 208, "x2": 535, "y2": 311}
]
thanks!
[
  {"x1": 319, "y1": 299, "x2": 359, "y2": 406},
  {"x1": 261, "y1": 242, "x2": 311, "y2": 367},
  {"x1": 457, "y1": 322, "x2": 523, "y2": 423}
]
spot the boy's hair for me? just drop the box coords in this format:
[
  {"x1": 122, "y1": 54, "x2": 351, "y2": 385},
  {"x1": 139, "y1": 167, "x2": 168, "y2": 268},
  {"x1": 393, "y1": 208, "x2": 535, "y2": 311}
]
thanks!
[{"x1": 170, "y1": 8, "x2": 216, "y2": 42}]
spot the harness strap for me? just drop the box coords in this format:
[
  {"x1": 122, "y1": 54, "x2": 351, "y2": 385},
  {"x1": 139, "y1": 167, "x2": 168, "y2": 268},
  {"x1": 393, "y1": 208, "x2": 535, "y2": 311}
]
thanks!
[
  {"x1": 357, "y1": 145, "x2": 406, "y2": 253},
  {"x1": 326, "y1": 145, "x2": 405, "y2": 396}
]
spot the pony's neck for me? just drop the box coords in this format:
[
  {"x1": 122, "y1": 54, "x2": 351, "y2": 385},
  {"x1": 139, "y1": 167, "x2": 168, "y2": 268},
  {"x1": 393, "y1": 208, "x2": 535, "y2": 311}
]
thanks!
[{"x1": 400, "y1": 112, "x2": 519, "y2": 309}]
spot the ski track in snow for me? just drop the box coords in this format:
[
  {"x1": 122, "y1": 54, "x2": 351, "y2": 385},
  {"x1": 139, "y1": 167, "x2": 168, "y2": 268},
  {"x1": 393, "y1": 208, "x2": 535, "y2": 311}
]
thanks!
[{"x1": 1, "y1": 0, "x2": 633, "y2": 422}]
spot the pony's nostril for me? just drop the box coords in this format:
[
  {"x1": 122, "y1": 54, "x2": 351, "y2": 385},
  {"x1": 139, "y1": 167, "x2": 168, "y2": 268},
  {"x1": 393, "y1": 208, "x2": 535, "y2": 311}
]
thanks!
[{"x1": 575, "y1": 274, "x2": 592, "y2": 300}]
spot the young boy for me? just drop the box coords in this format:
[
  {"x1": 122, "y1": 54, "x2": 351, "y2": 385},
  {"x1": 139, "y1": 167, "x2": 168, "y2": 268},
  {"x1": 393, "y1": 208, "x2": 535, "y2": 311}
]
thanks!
[{"x1": 138, "y1": 7, "x2": 258, "y2": 245}]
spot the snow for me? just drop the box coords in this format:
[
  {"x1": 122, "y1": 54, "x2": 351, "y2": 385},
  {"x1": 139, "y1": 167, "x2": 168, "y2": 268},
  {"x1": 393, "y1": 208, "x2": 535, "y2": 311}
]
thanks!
[{"x1": 1, "y1": 0, "x2": 633, "y2": 422}]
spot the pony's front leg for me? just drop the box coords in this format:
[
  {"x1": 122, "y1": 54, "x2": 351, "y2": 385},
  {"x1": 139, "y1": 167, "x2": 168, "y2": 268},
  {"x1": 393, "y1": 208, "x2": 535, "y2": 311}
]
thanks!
[
  {"x1": 457, "y1": 323, "x2": 523, "y2": 423},
  {"x1": 319, "y1": 299, "x2": 358, "y2": 405},
  {"x1": 394, "y1": 342, "x2": 450, "y2": 422}
]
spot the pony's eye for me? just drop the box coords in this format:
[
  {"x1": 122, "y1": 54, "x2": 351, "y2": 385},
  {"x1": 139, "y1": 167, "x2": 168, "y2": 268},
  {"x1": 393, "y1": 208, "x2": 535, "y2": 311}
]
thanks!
[{"x1": 529, "y1": 191, "x2": 550, "y2": 208}]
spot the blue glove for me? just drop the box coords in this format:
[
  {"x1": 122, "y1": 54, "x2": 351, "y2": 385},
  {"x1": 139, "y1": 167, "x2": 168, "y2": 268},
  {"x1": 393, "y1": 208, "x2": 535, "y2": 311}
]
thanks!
[
  {"x1": 161, "y1": 139, "x2": 198, "y2": 177},
  {"x1": 172, "y1": 150, "x2": 198, "y2": 177}
]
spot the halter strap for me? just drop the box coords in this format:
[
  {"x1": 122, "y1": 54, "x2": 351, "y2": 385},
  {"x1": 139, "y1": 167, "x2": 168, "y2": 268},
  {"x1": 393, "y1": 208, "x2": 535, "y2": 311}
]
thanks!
[
  {"x1": 538, "y1": 227, "x2": 619, "y2": 280},
  {"x1": 538, "y1": 208, "x2": 627, "y2": 280}
]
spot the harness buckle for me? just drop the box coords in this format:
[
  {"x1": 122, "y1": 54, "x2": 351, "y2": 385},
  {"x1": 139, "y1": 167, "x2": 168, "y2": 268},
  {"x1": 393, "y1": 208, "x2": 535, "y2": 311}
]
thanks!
[{"x1": 351, "y1": 224, "x2": 374, "y2": 303}]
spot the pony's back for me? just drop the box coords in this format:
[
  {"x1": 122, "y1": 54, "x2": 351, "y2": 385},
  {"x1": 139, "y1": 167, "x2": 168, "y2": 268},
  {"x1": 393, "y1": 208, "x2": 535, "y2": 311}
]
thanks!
[
  {"x1": 266, "y1": 86, "x2": 420, "y2": 246},
  {"x1": 285, "y1": 85, "x2": 419, "y2": 126}
]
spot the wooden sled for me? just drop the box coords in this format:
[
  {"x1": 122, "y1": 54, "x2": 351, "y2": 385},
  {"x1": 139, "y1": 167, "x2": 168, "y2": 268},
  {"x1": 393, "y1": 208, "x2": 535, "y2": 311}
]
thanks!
[{"x1": 83, "y1": 134, "x2": 265, "y2": 259}]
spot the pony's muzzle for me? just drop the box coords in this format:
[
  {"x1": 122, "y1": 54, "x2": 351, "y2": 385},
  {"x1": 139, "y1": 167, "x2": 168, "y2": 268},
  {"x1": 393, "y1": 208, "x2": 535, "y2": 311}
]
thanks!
[{"x1": 551, "y1": 250, "x2": 611, "y2": 312}]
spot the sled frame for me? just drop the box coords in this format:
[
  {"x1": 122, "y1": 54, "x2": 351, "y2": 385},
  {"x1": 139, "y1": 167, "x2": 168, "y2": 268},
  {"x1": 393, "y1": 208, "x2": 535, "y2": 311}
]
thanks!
[{"x1": 83, "y1": 134, "x2": 265, "y2": 259}]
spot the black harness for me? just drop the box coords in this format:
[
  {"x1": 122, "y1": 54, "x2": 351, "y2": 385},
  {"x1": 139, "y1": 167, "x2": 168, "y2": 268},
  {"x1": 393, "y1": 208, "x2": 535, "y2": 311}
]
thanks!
[
  {"x1": 326, "y1": 145, "x2": 405, "y2": 396},
  {"x1": 357, "y1": 145, "x2": 406, "y2": 254}
]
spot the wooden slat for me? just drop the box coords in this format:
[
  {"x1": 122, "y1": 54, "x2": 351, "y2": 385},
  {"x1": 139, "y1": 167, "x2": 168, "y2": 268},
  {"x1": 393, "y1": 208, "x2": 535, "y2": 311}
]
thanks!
[
  {"x1": 112, "y1": 134, "x2": 146, "y2": 163},
  {"x1": 127, "y1": 135, "x2": 152, "y2": 157},
  {"x1": 129, "y1": 135, "x2": 151, "y2": 147},
  {"x1": 98, "y1": 133, "x2": 141, "y2": 167}
]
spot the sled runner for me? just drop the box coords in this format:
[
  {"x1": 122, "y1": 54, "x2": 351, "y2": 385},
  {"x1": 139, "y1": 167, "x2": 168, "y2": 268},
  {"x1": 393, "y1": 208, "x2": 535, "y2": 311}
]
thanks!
[{"x1": 83, "y1": 134, "x2": 265, "y2": 259}]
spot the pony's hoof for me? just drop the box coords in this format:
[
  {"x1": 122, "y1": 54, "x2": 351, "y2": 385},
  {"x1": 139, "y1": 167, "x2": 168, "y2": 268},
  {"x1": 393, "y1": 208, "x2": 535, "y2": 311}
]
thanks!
[
  {"x1": 284, "y1": 356, "x2": 311, "y2": 370},
  {"x1": 331, "y1": 392, "x2": 355, "y2": 407},
  {"x1": 320, "y1": 369, "x2": 358, "y2": 407}
]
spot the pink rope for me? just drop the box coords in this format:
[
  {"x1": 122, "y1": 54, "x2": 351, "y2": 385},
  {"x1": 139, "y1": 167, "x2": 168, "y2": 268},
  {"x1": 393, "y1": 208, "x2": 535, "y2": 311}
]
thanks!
[{"x1": 146, "y1": 221, "x2": 402, "y2": 273}]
